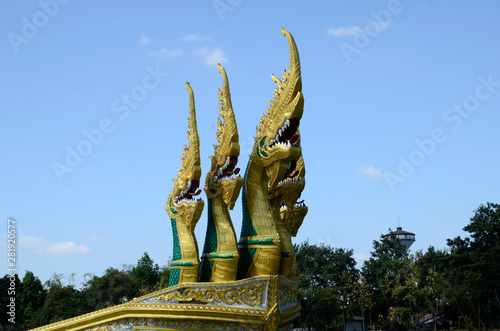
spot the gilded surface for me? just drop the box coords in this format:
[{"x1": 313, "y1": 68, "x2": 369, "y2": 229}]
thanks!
[
  {"x1": 237, "y1": 28, "x2": 304, "y2": 279},
  {"x1": 31, "y1": 276, "x2": 298, "y2": 331},
  {"x1": 154, "y1": 283, "x2": 263, "y2": 306},
  {"x1": 200, "y1": 64, "x2": 242, "y2": 282},
  {"x1": 268, "y1": 153, "x2": 308, "y2": 280},
  {"x1": 165, "y1": 83, "x2": 204, "y2": 287},
  {"x1": 279, "y1": 156, "x2": 307, "y2": 237}
]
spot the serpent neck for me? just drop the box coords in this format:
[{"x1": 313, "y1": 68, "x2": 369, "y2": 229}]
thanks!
[
  {"x1": 240, "y1": 159, "x2": 276, "y2": 239},
  {"x1": 168, "y1": 216, "x2": 200, "y2": 286},
  {"x1": 270, "y1": 198, "x2": 296, "y2": 280},
  {"x1": 200, "y1": 196, "x2": 239, "y2": 282}
]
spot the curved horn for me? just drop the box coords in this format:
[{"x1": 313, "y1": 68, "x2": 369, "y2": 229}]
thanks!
[
  {"x1": 217, "y1": 63, "x2": 238, "y2": 140},
  {"x1": 281, "y1": 27, "x2": 301, "y2": 77},
  {"x1": 183, "y1": 82, "x2": 201, "y2": 168}
]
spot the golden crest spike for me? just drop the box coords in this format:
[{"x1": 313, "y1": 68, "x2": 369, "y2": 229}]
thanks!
[
  {"x1": 281, "y1": 27, "x2": 301, "y2": 76},
  {"x1": 185, "y1": 82, "x2": 201, "y2": 168}
]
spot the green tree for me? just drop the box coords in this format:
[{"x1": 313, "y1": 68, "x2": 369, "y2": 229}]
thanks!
[
  {"x1": 353, "y1": 276, "x2": 374, "y2": 331},
  {"x1": 18, "y1": 271, "x2": 47, "y2": 329},
  {"x1": 84, "y1": 267, "x2": 139, "y2": 309},
  {"x1": 362, "y1": 231, "x2": 411, "y2": 330},
  {"x1": 132, "y1": 252, "x2": 161, "y2": 295},
  {"x1": 294, "y1": 241, "x2": 358, "y2": 330},
  {"x1": 36, "y1": 273, "x2": 90, "y2": 326},
  {"x1": 152, "y1": 265, "x2": 170, "y2": 292},
  {"x1": 414, "y1": 247, "x2": 451, "y2": 330},
  {"x1": 0, "y1": 273, "x2": 21, "y2": 330},
  {"x1": 446, "y1": 202, "x2": 500, "y2": 329}
]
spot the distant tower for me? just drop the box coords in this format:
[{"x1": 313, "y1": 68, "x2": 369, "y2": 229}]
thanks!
[{"x1": 385, "y1": 226, "x2": 415, "y2": 249}]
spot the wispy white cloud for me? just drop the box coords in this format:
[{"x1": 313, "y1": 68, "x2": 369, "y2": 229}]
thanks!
[
  {"x1": 355, "y1": 165, "x2": 386, "y2": 179},
  {"x1": 194, "y1": 47, "x2": 227, "y2": 66},
  {"x1": 19, "y1": 236, "x2": 91, "y2": 255},
  {"x1": 328, "y1": 22, "x2": 392, "y2": 37},
  {"x1": 149, "y1": 48, "x2": 184, "y2": 60},
  {"x1": 181, "y1": 34, "x2": 213, "y2": 42},
  {"x1": 138, "y1": 35, "x2": 150, "y2": 45},
  {"x1": 328, "y1": 25, "x2": 363, "y2": 37},
  {"x1": 87, "y1": 235, "x2": 105, "y2": 242}
]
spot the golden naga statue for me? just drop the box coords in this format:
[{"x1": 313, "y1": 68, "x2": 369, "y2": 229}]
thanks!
[
  {"x1": 200, "y1": 63, "x2": 243, "y2": 282},
  {"x1": 237, "y1": 27, "x2": 304, "y2": 279},
  {"x1": 32, "y1": 28, "x2": 305, "y2": 331},
  {"x1": 165, "y1": 82, "x2": 204, "y2": 286}
]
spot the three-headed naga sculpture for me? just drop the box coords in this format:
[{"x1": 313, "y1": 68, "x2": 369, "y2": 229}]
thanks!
[
  {"x1": 30, "y1": 28, "x2": 309, "y2": 331},
  {"x1": 165, "y1": 28, "x2": 308, "y2": 286}
]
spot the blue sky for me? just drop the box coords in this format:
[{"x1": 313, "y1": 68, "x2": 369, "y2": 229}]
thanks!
[{"x1": 1, "y1": 1, "x2": 499, "y2": 288}]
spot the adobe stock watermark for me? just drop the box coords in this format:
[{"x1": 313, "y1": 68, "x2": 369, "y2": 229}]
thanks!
[
  {"x1": 51, "y1": 65, "x2": 168, "y2": 182},
  {"x1": 7, "y1": 0, "x2": 71, "y2": 54},
  {"x1": 335, "y1": 0, "x2": 404, "y2": 64},
  {"x1": 213, "y1": 0, "x2": 242, "y2": 21},
  {"x1": 385, "y1": 74, "x2": 499, "y2": 191},
  {"x1": 6, "y1": 218, "x2": 17, "y2": 325}
]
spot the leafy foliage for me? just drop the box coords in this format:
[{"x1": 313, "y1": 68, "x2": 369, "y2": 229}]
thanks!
[
  {"x1": 294, "y1": 241, "x2": 358, "y2": 330},
  {"x1": 0, "y1": 252, "x2": 169, "y2": 330}
]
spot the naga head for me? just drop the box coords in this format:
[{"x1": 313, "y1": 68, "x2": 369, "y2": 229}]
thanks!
[
  {"x1": 205, "y1": 64, "x2": 243, "y2": 209},
  {"x1": 270, "y1": 155, "x2": 308, "y2": 237},
  {"x1": 253, "y1": 28, "x2": 304, "y2": 189},
  {"x1": 166, "y1": 83, "x2": 204, "y2": 226}
]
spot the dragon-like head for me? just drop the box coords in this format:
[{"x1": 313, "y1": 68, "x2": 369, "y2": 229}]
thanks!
[
  {"x1": 253, "y1": 28, "x2": 304, "y2": 189},
  {"x1": 271, "y1": 155, "x2": 308, "y2": 237},
  {"x1": 205, "y1": 64, "x2": 243, "y2": 209},
  {"x1": 166, "y1": 83, "x2": 204, "y2": 225}
]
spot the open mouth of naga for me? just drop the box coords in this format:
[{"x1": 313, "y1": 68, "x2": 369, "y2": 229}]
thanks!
[
  {"x1": 280, "y1": 195, "x2": 306, "y2": 211},
  {"x1": 213, "y1": 155, "x2": 241, "y2": 183},
  {"x1": 175, "y1": 179, "x2": 202, "y2": 204},
  {"x1": 268, "y1": 118, "x2": 300, "y2": 148},
  {"x1": 278, "y1": 160, "x2": 307, "y2": 210},
  {"x1": 279, "y1": 160, "x2": 299, "y2": 185}
]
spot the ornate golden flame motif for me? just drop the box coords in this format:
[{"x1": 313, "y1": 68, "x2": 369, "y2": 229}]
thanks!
[{"x1": 154, "y1": 283, "x2": 264, "y2": 306}]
